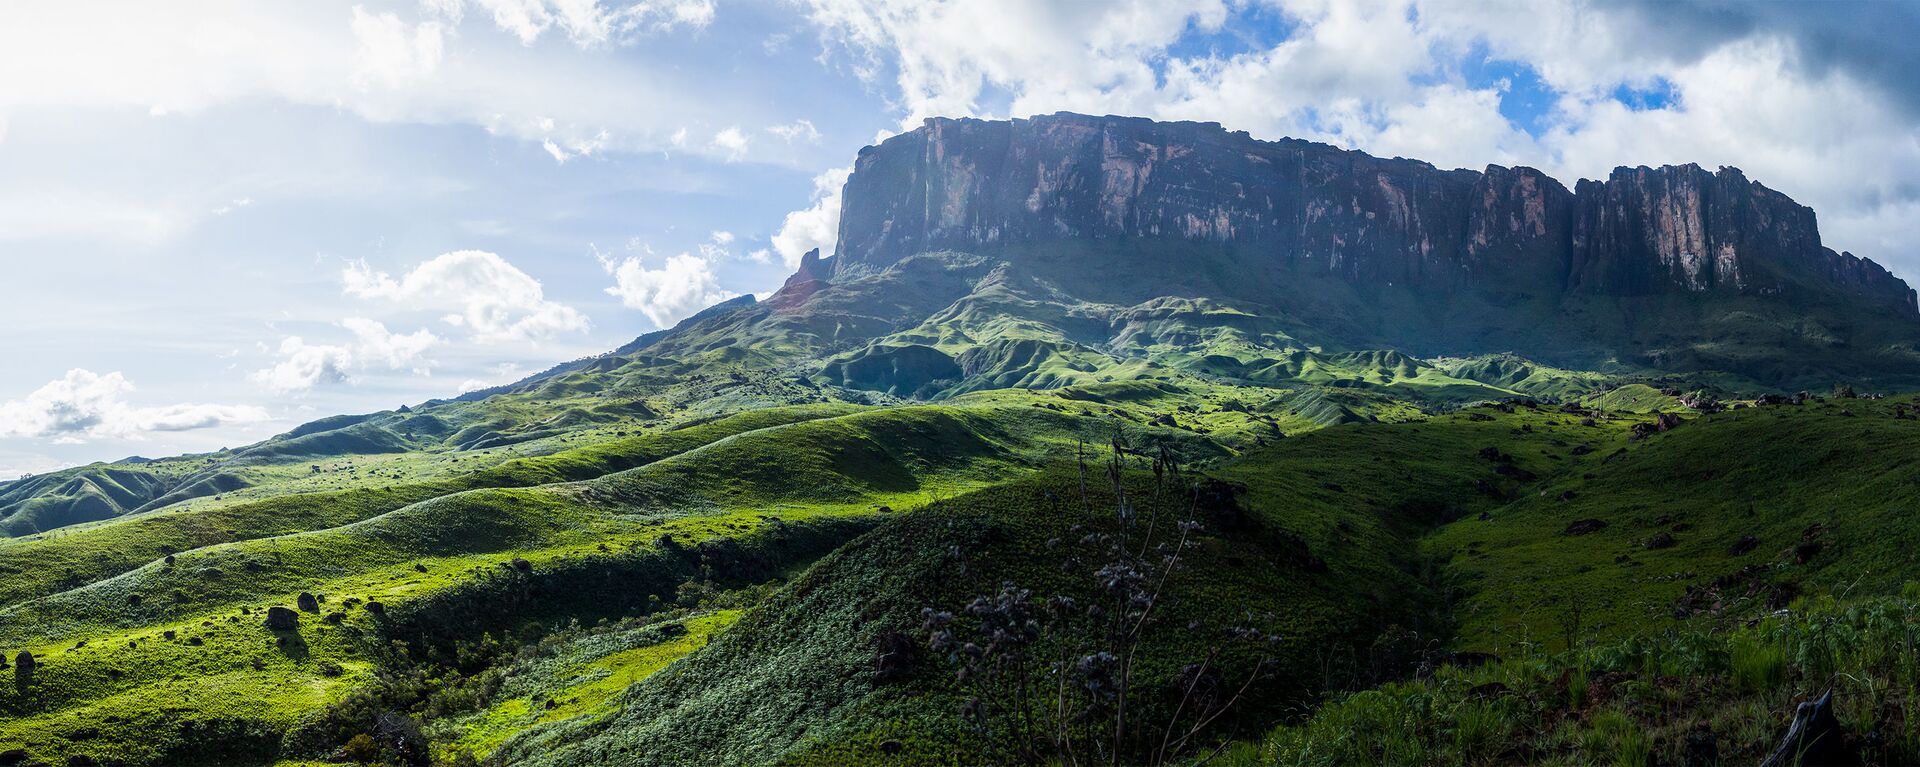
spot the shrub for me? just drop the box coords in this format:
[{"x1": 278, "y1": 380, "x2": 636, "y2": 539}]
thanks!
[{"x1": 341, "y1": 733, "x2": 380, "y2": 763}]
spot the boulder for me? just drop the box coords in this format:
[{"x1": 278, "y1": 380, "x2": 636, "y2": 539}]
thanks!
[
  {"x1": 263, "y1": 606, "x2": 299, "y2": 631},
  {"x1": 1563, "y1": 519, "x2": 1608, "y2": 536},
  {"x1": 296, "y1": 592, "x2": 320, "y2": 613}
]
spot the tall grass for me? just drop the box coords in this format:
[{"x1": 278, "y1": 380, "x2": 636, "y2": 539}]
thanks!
[{"x1": 1234, "y1": 595, "x2": 1920, "y2": 766}]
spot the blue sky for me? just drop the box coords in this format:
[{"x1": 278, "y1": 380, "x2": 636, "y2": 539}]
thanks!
[{"x1": 3, "y1": 0, "x2": 1919, "y2": 476}]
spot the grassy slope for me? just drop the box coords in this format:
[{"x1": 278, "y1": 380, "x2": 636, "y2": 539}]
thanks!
[
  {"x1": 487, "y1": 404, "x2": 1643, "y2": 766},
  {"x1": 1, "y1": 354, "x2": 1911, "y2": 766},
  {"x1": 0, "y1": 402, "x2": 1216, "y2": 766},
  {"x1": 0, "y1": 405, "x2": 858, "y2": 609},
  {"x1": 1432, "y1": 394, "x2": 1920, "y2": 654}
]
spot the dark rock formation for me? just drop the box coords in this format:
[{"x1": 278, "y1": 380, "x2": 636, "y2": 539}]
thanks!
[
  {"x1": 871, "y1": 627, "x2": 917, "y2": 684},
  {"x1": 766, "y1": 248, "x2": 835, "y2": 311},
  {"x1": 296, "y1": 592, "x2": 319, "y2": 613},
  {"x1": 1760, "y1": 690, "x2": 1855, "y2": 767},
  {"x1": 263, "y1": 606, "x2": 299, "y2": 631}
]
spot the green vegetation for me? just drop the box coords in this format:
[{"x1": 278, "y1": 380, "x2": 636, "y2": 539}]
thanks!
[
  {"x1": 1229, "y1": 595, "x2": 1920, "y2": 765},
  {"x1": 4, "y1": 239, "x2": 1919, "y2": 765}
]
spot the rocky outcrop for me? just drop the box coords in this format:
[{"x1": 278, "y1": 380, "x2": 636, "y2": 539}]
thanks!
[{"x1": 828, "y1": 112, "x2": 1916, "y2": 317}]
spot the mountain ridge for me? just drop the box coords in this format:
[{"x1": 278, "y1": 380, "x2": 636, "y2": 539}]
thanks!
[{"x1": 830, "y1": 111, "x2": 1916, "y2": 317}]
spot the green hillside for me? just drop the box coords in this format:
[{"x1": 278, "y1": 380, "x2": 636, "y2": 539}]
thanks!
[{"x1": 5, "y1": 233, "x2": 1920, "y2": 766}]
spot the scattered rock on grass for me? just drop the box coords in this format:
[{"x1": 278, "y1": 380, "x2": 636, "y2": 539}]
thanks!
[
  {"x1": 1563, "y1": 519, "x2": 1608, "y2": 536},
  {"x1": 263, "y1": 606, "x2": 299, "y2": 630}
]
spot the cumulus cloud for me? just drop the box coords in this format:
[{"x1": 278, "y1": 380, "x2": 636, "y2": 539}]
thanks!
[
  {"x1": 599, "y1": 245, "x2": 739, "y2": 329},
  {"x1": 710, "y1": 126, "x2": 750, "y2": 161},
  {"x1": 771, "y1": 165, "x2": 851, "y2": 268},
  {"x1": 343, "y1": 251, "x2": 589, "y2": 341},
  {"x1": 0, "y1": 369, "x2": 269, "y2": 442},
  {"x1": 251, "y1": 319, "x2": 441, "y2": 393}
]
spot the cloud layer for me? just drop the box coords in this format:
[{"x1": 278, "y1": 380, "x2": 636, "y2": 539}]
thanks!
[{"x1": 0, "y1": 370, "x2": 268, "y2": 442}]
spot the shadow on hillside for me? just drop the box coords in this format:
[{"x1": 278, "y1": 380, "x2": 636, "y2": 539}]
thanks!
[{"x1": 271, "y1": 630, "x2": 310, "y2": 662}]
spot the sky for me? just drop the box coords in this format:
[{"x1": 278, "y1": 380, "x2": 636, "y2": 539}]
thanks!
[{"x1": 3, "y1": 0, "x2": 1919, "y2": 477}]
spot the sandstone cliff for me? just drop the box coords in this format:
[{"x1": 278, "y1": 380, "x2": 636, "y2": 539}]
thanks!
[{"x1": 829, "y1": 112, "x2": 1916, "y2": 317}]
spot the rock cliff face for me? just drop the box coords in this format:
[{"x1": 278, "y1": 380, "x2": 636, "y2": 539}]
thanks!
[{"x1": 830, "y1": 112, "x2": 1916, "y2": 317}]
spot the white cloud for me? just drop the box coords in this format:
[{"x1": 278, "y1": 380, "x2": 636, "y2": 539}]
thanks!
[
  {"x1": 800, "y1": 0, "x2": 1232, "y2": 127},
  {"x1": 457, "y1": 362, "x2": 526, "y2": 393},
  {"x1": 251, "y1": 318, "x2": 440, "y2": 393},
  {"x1": 211, "y1": 197, "x2": 253, "y2": 216},
  {"x1": 447, "y1": 0, "x2": 716, "y2": 47},
  {"x1": 350, "y1": 5, "x2": 447, "y2": 87},
  {"x1": 541, "y1": 128, "x2": 610, "y2": 163},
  {"x1": 599, "y1": 248, "x2": 739, "y2": 328},
  {"x1": 0, "y1": 369, "x2": 269, "y2": 442},
  {"x1": 0, "y1": 2, "x2": 760, "y2": 166},
  {"x1": 253, "y1": 337, "x2": 356, "y2": 393},
  {"x1": 767, "y1": 118, "x2": 821, "y2": 143},
  {"x1": 771, "y1": 165, "x2": 850, "y2": 268},
  {"x1": 343, "y1": 251, "x2": 590, "y2": 341},
  {"x1": 710, "y1": 126, "x2": 750, "y2": 161},
  {"x1": 341, "y1": 318, "x2": 440, "y2": 370}
]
